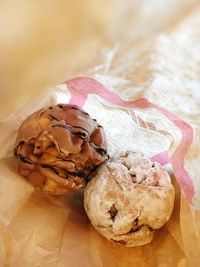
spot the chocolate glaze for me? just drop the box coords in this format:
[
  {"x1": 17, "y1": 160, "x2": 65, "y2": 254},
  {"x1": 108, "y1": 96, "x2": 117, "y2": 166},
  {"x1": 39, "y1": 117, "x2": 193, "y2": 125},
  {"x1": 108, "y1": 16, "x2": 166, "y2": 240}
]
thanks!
[{"x1": 14, "y1": 104, "x2": 109, "y2": 195}]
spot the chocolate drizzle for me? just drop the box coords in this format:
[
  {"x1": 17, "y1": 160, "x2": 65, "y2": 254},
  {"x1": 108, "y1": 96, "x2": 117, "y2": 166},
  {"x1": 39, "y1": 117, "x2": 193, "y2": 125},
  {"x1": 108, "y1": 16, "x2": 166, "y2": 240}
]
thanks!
[
  {"x1": 14, "y1": 103, "x2": 109, "y2": 195},
  {"x1": 52, "y1": 124, "x2": 89, "y2": 139},
  {"x1": 48, "y1": 114, "x2": 59, "y2": 121}
]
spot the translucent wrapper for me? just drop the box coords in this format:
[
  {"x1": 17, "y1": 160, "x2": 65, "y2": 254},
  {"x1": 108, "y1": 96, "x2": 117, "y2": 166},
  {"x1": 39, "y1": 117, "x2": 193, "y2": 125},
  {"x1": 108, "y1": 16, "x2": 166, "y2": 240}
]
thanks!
[
  {"x1": 1, "y1": 2, "x2": 200, "y2": 267},
  {"x1": 0, "y1": 74, "x2": 200, "y2": 266}
]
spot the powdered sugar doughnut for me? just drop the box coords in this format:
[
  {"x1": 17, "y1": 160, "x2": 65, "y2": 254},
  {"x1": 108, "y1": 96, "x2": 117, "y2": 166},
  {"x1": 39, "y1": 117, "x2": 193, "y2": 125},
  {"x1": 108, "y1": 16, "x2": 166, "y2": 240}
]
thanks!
[{"x1": 84, "y1": 151, "x2": 175, "y2": 247}]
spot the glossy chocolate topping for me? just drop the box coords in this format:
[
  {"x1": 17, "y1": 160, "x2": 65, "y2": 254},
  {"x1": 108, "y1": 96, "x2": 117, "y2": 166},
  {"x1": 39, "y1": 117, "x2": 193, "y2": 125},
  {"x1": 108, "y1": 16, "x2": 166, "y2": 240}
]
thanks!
[{"x1": 14, "y1": 104, "x2": 109, "y2": 195}]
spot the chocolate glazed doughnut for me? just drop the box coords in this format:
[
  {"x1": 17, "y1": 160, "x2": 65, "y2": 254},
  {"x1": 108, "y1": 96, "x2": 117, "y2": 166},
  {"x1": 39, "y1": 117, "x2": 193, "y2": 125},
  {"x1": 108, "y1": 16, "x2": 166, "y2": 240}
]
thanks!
[{"x1": 14, "y1": 104, "x2": 109, "y2": 195}]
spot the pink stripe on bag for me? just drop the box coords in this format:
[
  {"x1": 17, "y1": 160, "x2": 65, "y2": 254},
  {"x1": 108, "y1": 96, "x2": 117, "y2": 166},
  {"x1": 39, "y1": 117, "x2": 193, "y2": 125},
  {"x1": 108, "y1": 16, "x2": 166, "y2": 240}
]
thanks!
[
  {"x1": 151, "y1": 151, "x2": 170, "y2": 166},
  {"x1": 65, "y1": 77, "x2": 194, "y2": 202}
]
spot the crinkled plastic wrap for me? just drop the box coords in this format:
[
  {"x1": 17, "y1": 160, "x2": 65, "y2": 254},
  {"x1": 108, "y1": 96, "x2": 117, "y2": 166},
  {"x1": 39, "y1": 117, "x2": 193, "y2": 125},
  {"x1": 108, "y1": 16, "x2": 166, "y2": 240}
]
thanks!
[{"x1": 1, "y1": 2, "x2": 200, "y2": 267}]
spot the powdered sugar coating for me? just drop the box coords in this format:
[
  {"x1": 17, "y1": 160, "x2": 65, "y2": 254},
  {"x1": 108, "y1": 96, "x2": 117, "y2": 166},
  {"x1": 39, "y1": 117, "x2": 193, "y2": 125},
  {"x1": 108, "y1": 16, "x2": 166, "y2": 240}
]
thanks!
[
  {"x1": 84, "y1": 151, "x2": 175, "y2": 247},
  {"x1": 114, "y1": 151, "x2": 171, "y2": 187}
]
